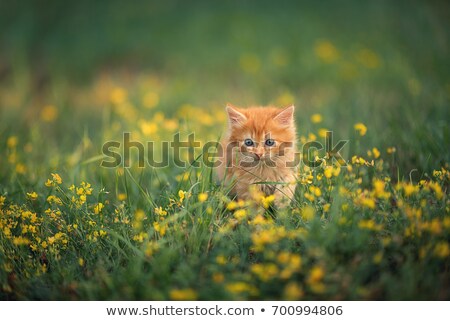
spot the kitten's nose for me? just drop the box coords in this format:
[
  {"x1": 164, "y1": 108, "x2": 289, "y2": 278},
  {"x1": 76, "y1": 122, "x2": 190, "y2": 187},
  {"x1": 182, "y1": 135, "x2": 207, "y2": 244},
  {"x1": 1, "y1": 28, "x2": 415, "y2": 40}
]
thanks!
[{"x1": 255, "y1": 148, "x2": 264, "y2": 159}]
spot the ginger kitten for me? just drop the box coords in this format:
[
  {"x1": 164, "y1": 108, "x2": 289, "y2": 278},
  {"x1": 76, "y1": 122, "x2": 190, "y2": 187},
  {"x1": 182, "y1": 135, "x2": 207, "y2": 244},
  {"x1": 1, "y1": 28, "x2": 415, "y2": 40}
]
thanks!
[{"x1": 217, "y1": 104, "x2": 298, "y2": 206}]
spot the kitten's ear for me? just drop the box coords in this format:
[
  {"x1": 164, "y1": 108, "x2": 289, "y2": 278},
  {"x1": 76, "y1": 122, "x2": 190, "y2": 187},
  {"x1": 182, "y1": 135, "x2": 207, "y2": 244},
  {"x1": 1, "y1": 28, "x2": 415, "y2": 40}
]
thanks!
[
  {"x1": 226, "y1": 104, "x2": 247, "y2": 126},
  {"x1": 274, "y1": 105, "x2": 295, "y2": 126}
]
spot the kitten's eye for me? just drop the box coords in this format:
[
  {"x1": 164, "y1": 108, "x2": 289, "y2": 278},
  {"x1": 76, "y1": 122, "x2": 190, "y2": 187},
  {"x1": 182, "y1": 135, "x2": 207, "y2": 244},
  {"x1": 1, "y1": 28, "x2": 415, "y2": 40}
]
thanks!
[
  {"x1": 265, "y1": 139, "x2": 275, "y2": 146},
  {"x1": 244, "y1": 139, "x2": 254, "y2": 146}
]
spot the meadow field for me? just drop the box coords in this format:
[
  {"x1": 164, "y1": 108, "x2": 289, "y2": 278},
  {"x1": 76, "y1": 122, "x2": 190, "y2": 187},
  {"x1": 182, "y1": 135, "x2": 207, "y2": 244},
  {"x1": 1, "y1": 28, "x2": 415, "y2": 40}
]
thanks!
[{"x1": 0, "y1": 0, "x2": 449, "y2": 300}]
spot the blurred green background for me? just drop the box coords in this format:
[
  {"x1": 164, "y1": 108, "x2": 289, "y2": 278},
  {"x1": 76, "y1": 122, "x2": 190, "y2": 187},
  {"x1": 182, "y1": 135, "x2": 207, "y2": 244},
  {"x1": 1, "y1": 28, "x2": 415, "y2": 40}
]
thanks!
[
  {"x1": 0, "y1": 0, "x2": 449, "y2": 174},
  {"x1": 0, "y1": 0, "x2": 449, "y2": 301}
]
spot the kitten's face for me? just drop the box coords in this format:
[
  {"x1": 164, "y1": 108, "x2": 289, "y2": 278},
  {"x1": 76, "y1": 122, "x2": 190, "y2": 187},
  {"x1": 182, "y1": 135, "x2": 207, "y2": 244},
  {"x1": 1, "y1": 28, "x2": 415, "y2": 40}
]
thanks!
[{"x1": 226, "y1": 105, "x2": 296, "y2": 166}]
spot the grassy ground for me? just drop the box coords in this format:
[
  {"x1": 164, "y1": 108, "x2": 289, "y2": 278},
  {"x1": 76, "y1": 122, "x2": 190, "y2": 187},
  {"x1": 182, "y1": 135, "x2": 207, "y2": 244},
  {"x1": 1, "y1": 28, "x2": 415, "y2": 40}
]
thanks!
[{"x1": 0, "y1": 0, "x2": 449, "y2": 299}]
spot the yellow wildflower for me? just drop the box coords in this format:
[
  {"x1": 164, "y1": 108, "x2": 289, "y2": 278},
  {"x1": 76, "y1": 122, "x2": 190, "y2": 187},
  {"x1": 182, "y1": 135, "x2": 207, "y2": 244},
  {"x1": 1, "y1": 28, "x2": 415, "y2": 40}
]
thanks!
[
  {"x1": 117, "y1": 193, "x2": 127, "y2": 201},
  {"x1": 373, "y1": 251, "x2": 383, "y2": 264},
  {"x1": 261, "y1": 194, "x2": 275, "y2": 209},
  {"x1": 226, "y1": 201, "x2": 238, "y2": 211},
  {"x1": 324, "y1": 166, "x2": 333, "y2": 179},
  {"x1": 110, "y1": 87, "x2": 127, "y2": 105},
  {"x1": 314, "y1": 40, "x2": 339, "y2": 63},
  {"x1": 308, "y1": 266, "x2": 324, "y2": 283},
  {"x1": 93, "y1": 203, "x2": 104, "y2": 214},
  {"x1": 429, "y1": 182, "x2": 443, "y2": 200},
  {"x1": 404, "y1": 184, "x2": 419, "y2": 197},
  {"x1": 251, "y1": 263, "x2": 279, "y2": 282},
  {"x1": 154, "y1": 206, "x2": 167, "y2": 216},
  {"x1": 40, "y1": 105, "x2": 58, "y2": 122},
  {"x1": 354, "y1": 123, "x2": 367, "y2": 136},
  {"x1": 198, "y1": 192, "x2": 208, "y2": 203},
  {"x1": 387, "y1": 147, "x2": 396, "y2": 154},
  {"x1": 301, "y1": 206, "x2": 315, "y2": 221},
  {"x1": 372, "y1": 147, "x2": 380, "y2": 159},
  {"x1": 318, "y1": 128, "x2": 329, "y2": 138},
  {"x1": 153, "y1": 221, "x2": 166, "y2": 236},
  {"x1": 225, "y1": 282, "x2": 256, "y2": 295},
  {"x1": 15, "y1": 163, "x2": 26, "y2": 174},
  {"x1": 233, "y1": 209, "x2": 247, "y2": 220},
  {"x1": 358, "y1": 219, "x2": 382, "y2": 231},
  {"x1": 178, "y1": 190, "x2": 187, "y2": 202},
  {"x1": 7, "y1": 136, "x2": 18, "y2": 149},
  {"x1": 311, "y1": 113, "x2": 323, "y2": 124},
  {"x1": 284, "y1": 282, "x2": 304, "y2": 300},
  {"x1": 170, "y1": 289, "x2": 198, "y2": 300},
  {"x1": 27, "y1": 192, "x2": 38, "y2": 201},
  {"x1": 434, "y1": 242, "x2": 450, "y2": 258},
  {"x1": 216, "y1": 255, "x2": 227, "y2": 265}
]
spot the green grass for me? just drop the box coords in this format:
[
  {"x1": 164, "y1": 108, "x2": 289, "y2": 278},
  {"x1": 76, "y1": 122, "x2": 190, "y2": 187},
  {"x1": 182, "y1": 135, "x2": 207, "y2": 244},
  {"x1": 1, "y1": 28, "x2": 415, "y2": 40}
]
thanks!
[{"x1": 0, "y1": 0, "x2": 449, "y2": 300}]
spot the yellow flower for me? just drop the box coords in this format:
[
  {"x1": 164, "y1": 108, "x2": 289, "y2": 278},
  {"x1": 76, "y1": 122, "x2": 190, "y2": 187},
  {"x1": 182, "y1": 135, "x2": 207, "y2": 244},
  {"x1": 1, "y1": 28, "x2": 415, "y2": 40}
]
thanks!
[
  {"x1": 40, "y1": 105, "x2": 58, "y2": 122},
  {"x1": 51, "y1": 173, "x2": 62, "y2": 184},
  {"x1": 178, "y1": 190, "x2": 187, "y2": 202},
  {"x1": 7, "y1": 136, "x2": 18, "y2": 149},
  {"x1": 372, "y1": 147, "x2": 380, "y2": 159},
  {"x1": 225, "y1": 282, "x2": 256, "y2": 295},
  {"x1": 354, "y1": 123, "x2": 367, "y2": 136},
  {"x1": 309, "y1": 186, "x2": 321, "y2": 197},
  {"x1": 117, "y1": 193, "x2": 127, "y2": 201},
  {"x1": 153, "y1": 221, "x2": 166, "y2": 236},
  {"x1": 301, "y1": 206, "x2": 315, "y2": 221},
  {"x1": 216, "y1": 255, "x2": 227, "y2": 265},
  {"x1": 78, "y1": 258, "x2": 85, "y2": 266},
  {"x1": 356, "y1": 48, "x2": 381, "y2": 69},
  {"x1": 154, "y1": 206, "x2": 167, "y2": 216},
  {"x1": 310, "y1": 113, "x2": 323, "y2": 124},
  {"x1": 139, "y1": 120, "x2": 158, "y2": 135},
  {"x1": 170, "y1": 288, "x2": 198, "y2": 300},
  {"x1": 27, "y1": 192, "x2": 38, "y2": 201},
  {"x1": 403, "y1": 184, "x2": 419, "y2": 197},
  {"x1": 314, "y1": 40, "x2": 339, "y2": 63},
  {"x1": 318, "y1": 128, "x2": 329, "y2": 138},
  {"x1": 0, "y1": 195, "x2": 5, "y2": 207},
  {"x1": 429, "y1": 182, "x2": 443, "y2": 200},
  {"x1": 308, "y1": 266, "x2": 324, "y2": 283},
  {"x1": 93, "y1": 203, "x2": 104, "y2": 214},
  {"x1": 251, "y1": 263, "x2": 279, "y2": 282},
  {"x1": 233, "y1": 209, "x2": 247, "y2": 220},
  {"x1": 110, "y1": 87, "x2": 127, "y2": 105},
  {"x1": 284, "y1": 282, "x2": 304, "y2": 300},
  {"x1": 226, "y1": 201, "x2": 238, "y2": 211},
  {"x1": 387, "y1": 147, "x2": 396, "y2": 154},
  {"x1": 360, "y1": 197, "x2": 376, "y2": 209},
  {"x1": 304, "y1": 192, "x2": 315, "y2": 202},
  {"x1": 15, "y1": 163, "x2": 26, "y2": 174},
  {"x1": 261, "y1": 194, "x2": 275, "y2": 209},
  {"x1": 373, "y1": 251, "x2": 383, "y2": 264},
  {"x1": 324, "y1": 166, "x2": 333, "y2": 179},
  {"x1": 358, "y1": 219, "x2": 382, "y2": 231},
  {"x1": 434, "y1": 242, "x2": 449, "y2": 258},
  {"x1": 198, "y1": 192, "x2": 208, "y2": 203}
]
